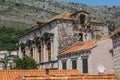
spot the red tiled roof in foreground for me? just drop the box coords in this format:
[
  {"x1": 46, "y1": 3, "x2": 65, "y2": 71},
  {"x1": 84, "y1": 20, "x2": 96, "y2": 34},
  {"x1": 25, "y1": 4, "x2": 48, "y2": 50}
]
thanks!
[
  {"x1": 0, "y1": 70, "x2": 116, "y2": 80},
  {"x1": 24, "y1": 73, "x2": 116, "y2": 80},
  {"x1": 60, "y1": 40, "x2": 96, "y2": 55},
  {"x1": 0, "y1": 70, "x2": 46, "y2": 80}
]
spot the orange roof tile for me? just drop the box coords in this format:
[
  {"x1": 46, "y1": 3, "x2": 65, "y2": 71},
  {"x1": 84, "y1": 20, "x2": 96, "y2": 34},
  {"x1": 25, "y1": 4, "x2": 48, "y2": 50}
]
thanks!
[
  {"x1": 112, "y1": 27, "x2": 120, "y2": 34},
  {"x1": 0, "y1": 70, "x2": 117, "y2": 80},
  {"x1": 37, "y1": 12, "x2": 75, "y2": 24},
  {"x1": 49, "y1": 70, "x2": 81, "y2": 76},
  {"x1": 24, "y1": 73, "x2": 116, "y2": 80},
  {"x1": 0, "y1": 70, "x2": 46, "y2": 80},
  {"x1": 60, "y1": 40, "x2": 96, "y2": 55}
]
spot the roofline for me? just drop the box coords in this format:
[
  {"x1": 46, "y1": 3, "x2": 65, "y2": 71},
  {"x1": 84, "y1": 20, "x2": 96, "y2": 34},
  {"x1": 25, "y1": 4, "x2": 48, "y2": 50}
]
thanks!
[
  {"x1": 71, "y1": 10, "x2": 90, "y2": 16},
  {"x1": 58, "y1": 45, "x2": 96, "y2": 56},
  {"x1": 19, "y1": 19, "x2": 77, "y2": 39}
]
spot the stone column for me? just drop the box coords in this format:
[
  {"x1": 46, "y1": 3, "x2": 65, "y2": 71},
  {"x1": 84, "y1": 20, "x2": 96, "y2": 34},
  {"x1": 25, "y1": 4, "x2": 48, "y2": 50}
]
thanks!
[
  {"x1": 88, "y1": 54, "x2": 92, "y2": 73},
  {"x1": 19, "y1": 45, "x2": 22, "y2": 58},
  {"x1": 43, "y1": 41, "x2": 46, "y2": 62},
  {"x1": 58, "y1": 60, "x2": 62, "y2": 70},
  {"x1": 67, "y1": 58, "x2": 71, "y2": 69},
  {"x1": 32, "y1": 47, "x2": 35, "y2": 60},
  {"x1": 34, "y1": 44, "x2": 37, "y2": 62},
  {"x1": 41, "y1": 41, "x2": 44, "y2": 62},
  {"x1": 50, "y1": 36, "x2": 54, "y2": 60},
  {"x1": 78, "y1": 56, "x2": 82, "y2": 72}
]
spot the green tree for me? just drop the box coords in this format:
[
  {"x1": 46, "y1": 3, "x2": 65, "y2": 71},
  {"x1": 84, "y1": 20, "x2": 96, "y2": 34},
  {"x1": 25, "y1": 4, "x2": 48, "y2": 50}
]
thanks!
[
  {"x1": 0, "y1": 26, "x2": 30, "y2": 50},
  {"x1": 14, "y1": 55, "x2": 37, "y2": 69}
]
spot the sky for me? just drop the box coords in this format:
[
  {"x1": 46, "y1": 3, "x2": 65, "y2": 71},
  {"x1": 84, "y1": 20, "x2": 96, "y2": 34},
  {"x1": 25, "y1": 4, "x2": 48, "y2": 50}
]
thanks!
[{"x1": 60, "y1": 0, "x2": 120, "y2": 6}]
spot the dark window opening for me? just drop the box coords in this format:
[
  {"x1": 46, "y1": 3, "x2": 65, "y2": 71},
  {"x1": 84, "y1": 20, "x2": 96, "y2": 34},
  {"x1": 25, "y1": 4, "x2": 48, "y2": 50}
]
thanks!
[
  {"x1": 82, "y1": 58, "x2": 88, "y2": 73},
  {"x1": 30, "y1": 48, "x2": 33, "y2": 58},
  {"x1": 62, "y1": 61, "x2": 66, "y2": 70},
  {"x1": 80, "y1": 14, "x2": 86, "y2": 24},
  {"x1": 38, "y1": 46, "x2": 41, "y2": 63},
  {"x1": 79, "y1": 33, "x2": 83, "y2": 41},
  {"x1": 72, "y1": 60, "x2": 77, "y2": 69},
  {"x1": 47, "y1": 42, "x2": 51, "y2": 61}
]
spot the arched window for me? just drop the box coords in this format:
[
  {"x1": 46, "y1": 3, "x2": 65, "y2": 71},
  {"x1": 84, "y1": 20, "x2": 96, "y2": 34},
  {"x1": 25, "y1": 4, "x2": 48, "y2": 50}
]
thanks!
[{"x1": 80, "y1": 14, "x2": 86, "y2": 24}]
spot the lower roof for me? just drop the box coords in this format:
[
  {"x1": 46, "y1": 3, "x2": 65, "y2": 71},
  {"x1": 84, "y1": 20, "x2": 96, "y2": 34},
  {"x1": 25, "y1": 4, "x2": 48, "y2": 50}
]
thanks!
[
  {"x1": 0, "y1": 70, "x2": 116, "y2": 80},
  {"x1": 60, "y1": 40, "x2": 96, "y2": 56}
]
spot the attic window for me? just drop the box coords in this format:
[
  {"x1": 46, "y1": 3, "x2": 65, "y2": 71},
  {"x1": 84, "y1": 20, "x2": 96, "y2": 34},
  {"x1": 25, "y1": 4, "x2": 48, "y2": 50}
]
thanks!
[{"x1": 80, "y1": 14, "x2": 86, "y2": 24}]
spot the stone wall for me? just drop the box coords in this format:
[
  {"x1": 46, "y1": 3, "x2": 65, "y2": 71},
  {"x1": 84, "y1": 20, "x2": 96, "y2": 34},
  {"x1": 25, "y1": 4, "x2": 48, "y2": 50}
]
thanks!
[{"x1": 58, "y1": 20, "x2": 79, "y2": 52}]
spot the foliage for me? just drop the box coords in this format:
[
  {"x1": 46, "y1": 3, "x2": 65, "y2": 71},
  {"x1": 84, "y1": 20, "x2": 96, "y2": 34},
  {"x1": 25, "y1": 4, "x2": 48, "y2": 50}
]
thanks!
[
  {"x1": 0, "y1": 26, "x2": 30, "y2": 50},
  {"x1": 14, "y1": 55, "x2": 37, "y2": 69}
]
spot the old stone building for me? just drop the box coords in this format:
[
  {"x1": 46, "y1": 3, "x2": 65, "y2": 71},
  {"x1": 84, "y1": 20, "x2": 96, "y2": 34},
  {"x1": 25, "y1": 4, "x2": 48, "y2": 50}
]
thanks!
[
  {"x1": 111, "y1": 27, "x2": 120, "y2": 77},
  {"x1": 58, "y1": 37, "x2": 114, "y2": 74},
  {"x1": 19, "y1": 10, "x2": 110, "y2": 73}
]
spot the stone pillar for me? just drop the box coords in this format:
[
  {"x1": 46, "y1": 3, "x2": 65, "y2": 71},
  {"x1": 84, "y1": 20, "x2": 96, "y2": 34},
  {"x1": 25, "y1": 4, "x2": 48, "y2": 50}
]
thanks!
[
  {"x1": 19, "y1": 45, "x2": 22, "y2": 58},
  {"x1": 34, "y1": 45, "x2": 37, "y2": 62},
  {"x1": 88, "y1": 54, "x2": 92, "y2": 73},
  {"x1": 41, "y1": 41, "x2": 44, "y2": 62},
  {"x1": 42, "y1": 40, "x2": 46, "y2": 62},
  {"x1": 58, "y1": 60, "x2": 62, "y2": 70},
  {"x1": 78, "y1": 56, "x2": 82, "y2": 72},
  {"x1": 67, "y1": 58, "x2": 71, "y2": 69},
  {"x1": 32, "y1": 47, "x2": 35, "y2": 60},
  {"x1": 50, "y1": 36, "x2": 54, "y2": 60},
  {"x1": 36, "y1": 46, "x2": 39, "y2": 63}
]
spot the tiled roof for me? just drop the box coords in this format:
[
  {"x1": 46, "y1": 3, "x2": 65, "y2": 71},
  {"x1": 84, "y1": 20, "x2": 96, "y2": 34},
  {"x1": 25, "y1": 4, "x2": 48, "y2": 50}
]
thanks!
[
  {"x1": 112, "y1": 27, "x2": 120, "y2": 35},
  {"x1": 71, "y1": 10, "x2": 90, "y2": 16},
  {"x1": 24, "y1": 73, "x2": 116, "y2": 80},
  {"x1": 0, "y1": 70, "x2": 46, "y2": 80},
  {"x1": 60, "y1": 40, "x2": 96, "y2": 55},
  {"x1": 49, "y1": 70, "x2": 81, "y2": 76},
  {"x1": 37, "y1": 12, "x2": 75, "y2": 24},
  {"x1": 80, "y1": 74, "x2": 116, "y2": 80},
  {"x1": 89, "y1": 20, "x2": 106, "y2": 24},
  {"x1": 0, "y1": 70, "x2": 116, "y2": 80}
]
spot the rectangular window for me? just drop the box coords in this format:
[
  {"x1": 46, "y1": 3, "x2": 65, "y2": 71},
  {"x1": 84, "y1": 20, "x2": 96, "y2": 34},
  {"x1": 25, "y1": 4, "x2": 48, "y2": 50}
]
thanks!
[
  {"x1": 62, "y1": 61, "x2": 66, "y2": 70},
  {"x1": 72, "y1": 60, "x2": 77, "y2": 69},
  {"x1": 82, "y1": 58, "x2": 88, "y2": 73}
]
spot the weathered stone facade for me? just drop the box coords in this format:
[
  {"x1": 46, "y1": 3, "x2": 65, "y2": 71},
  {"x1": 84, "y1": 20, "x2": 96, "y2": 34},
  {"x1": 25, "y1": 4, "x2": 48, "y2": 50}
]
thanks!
[
  {"x1": 111, "y1": 27, "x2": 120, "y2": 78},
  {"x1": 19, "y1": 10, "x2": 108, "y2": 70}
]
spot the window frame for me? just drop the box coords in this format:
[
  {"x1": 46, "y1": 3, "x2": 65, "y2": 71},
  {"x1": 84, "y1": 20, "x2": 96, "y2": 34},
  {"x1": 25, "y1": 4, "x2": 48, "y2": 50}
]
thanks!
[{"x1": 82, "y1": 56, "x2": 88, "y2": 73}]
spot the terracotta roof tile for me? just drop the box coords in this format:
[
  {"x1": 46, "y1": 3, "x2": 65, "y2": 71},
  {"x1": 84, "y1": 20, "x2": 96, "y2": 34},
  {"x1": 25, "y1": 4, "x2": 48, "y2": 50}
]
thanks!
[
  {"x1": 49, "y1": 70, "x2": 81, "y2": 76},
  {"x1": 60, "y1": 40, "x2": 96, "y2": 55},
  {"x1": 37, "y1": 12, "x2": 75, "y2": 24},
  {"x1": 112, "y1": 27, "x2": 120, "y2": 35},
  {"x1": 89, "y1": 20, "x2": 106, "y2": 24},
  {"x1": 0, "y1": 70, "x2": 45, "y2": 80},
  {"x1": 0, "y1": 70, "x2": 117, "y2": 80}
]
